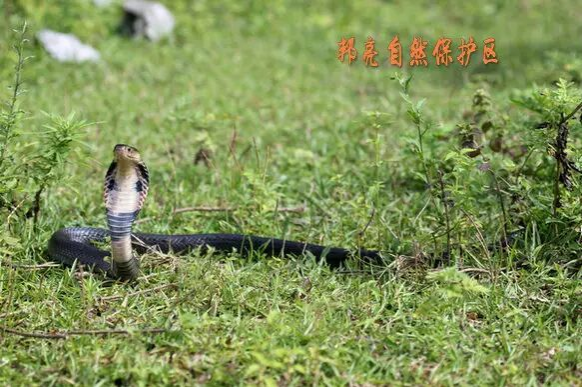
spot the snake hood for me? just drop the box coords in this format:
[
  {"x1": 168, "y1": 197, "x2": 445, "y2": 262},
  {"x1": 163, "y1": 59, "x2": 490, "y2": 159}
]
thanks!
[
  {"x1": 104, "y1": 144, "x2": 149, "y2": 280},
  {"x1": 104, "y1": 144, "x2": 149, "y2": 212}
]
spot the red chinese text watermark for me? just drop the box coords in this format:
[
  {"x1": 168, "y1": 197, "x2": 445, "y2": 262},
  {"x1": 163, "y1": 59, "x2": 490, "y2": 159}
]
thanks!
[{"x1": 337, "y1": 36, "x2": 498, "y2": 67}]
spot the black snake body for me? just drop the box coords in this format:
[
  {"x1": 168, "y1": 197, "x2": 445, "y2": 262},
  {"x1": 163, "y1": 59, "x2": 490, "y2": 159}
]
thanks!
[
  {"x1": 48, "y1": 227, "x2": 382, "y2": 275},
  {"x1": 48, "y1": 145, "x2": 382, "y2": 281}
]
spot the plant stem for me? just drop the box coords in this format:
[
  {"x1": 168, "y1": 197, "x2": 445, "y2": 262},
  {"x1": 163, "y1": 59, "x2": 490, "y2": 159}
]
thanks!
[
  {"x1": 553, "y1": 153, "x2": 561, "y2": 221},
  {"x1": 438, "y1": 169, "x2": 451, "y2": 265},
  {"x1": 0, "y1": 22, "x2": 27, "y2": 171},
  {"x1": 417, "y1": 122, "x2": 432, "y2": 188},
  {"x1": 559, "y1": 100, "x2": 582, "y2": 125},
  {"x1": 490, "y1": 171, "x2": 508, "y2": 242}
]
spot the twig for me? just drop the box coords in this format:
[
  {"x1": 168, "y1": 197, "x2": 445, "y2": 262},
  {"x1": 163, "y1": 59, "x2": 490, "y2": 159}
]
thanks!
[
  {"x1": 358, "y1": 207, "x2": 376, "y2": 238},
  {"x1": 459, "y1": 208, "x2": 491, "y2": 262},
  {"x1": 5, "y1": 261, "x2": 60, "y2": 270},
  {"x1": 489, "y1": 171, "x2": 508, "y2": 241},
  {"x1": 559, "y1": 100, "x2": 582, "y2": 125},
  {"x1": 172, "y1": 205, "x2": 305, "y2": 215},
  {"x1": 135, "y1": 205, "x2": 306, "y2": 224},
  {"x1": 2, "y1": 328, "x2": 68, "y2": 339},
  {"x1": 100, "y1": 284, "x2": 178, "y2": 301},
  {"x1": 553, "y1": 147, "x2": 561, "y2": 218},
  {"x1": 437, "y1": 169, "x2": 451, "y2": 265},
  {"x1": 459, "y1": 267, "x2": 493, "y2": 275},
  {"x1": 136, "y1": 205, "x2": 306, "y2": 224},
  {"x1": 2, "y1": 327, "x2": 170, "y2": 340}
]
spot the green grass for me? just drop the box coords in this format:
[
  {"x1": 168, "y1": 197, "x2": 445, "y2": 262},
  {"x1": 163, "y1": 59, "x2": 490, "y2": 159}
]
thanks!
[{"x1": 1, "y1": 0, "x2": 581, "y2": 385}]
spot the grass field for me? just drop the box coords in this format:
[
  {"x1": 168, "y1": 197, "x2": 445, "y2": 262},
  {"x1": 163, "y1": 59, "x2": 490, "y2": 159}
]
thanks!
[{"x1": 0, "y1": 1, "x2": 581, "y2": 385}]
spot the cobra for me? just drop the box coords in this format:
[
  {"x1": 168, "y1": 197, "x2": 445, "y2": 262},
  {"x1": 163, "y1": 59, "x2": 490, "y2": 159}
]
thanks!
[{"x1": 48, "y1": 144, "x2": 382, "y2": 281}]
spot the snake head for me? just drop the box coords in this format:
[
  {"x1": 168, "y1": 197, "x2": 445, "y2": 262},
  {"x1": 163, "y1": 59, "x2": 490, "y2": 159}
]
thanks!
[
  {"x1": 105, "y1": 144, "x2": 149, "y2": 211},
  {"x1": 114, "y1": 144, "x2": 142, "y2": 164}
]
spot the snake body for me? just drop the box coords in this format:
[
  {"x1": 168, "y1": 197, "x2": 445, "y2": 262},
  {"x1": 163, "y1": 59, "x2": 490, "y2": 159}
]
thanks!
[{"x1": 48, "y1": 144, "x2": 382, "y2": 281}]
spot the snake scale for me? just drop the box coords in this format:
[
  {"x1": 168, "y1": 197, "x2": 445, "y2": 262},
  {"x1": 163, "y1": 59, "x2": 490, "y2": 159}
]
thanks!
[{"x1": 48, "y1": 144, "x2": 383, "y2": 281}]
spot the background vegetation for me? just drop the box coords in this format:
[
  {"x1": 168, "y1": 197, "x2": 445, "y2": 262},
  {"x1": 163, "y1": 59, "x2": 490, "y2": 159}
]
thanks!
[{"x1": 0, "y1": 0, "x2": 580, "y2": 384}]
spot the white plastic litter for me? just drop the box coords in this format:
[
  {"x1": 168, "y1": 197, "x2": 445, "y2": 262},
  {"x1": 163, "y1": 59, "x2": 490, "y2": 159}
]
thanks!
[
  {"x1": 37, "y1": 30, "x2": 101, "y2": 63},
  {"x1": 122, "y1": 0, "x2": 175, "y2": 41}
]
